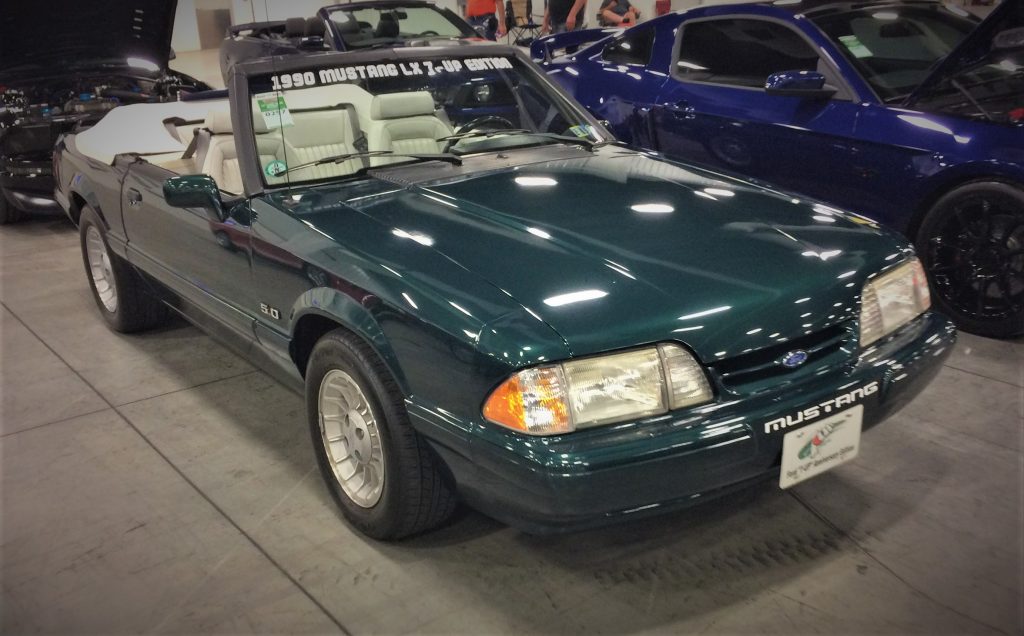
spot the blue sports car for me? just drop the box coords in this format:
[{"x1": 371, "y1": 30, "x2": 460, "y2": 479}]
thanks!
[{"x1": 535, "y1": 0, "x2": 1024, "y2": 337}]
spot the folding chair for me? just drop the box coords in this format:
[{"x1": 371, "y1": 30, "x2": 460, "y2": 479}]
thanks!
[{"x1": 505, "y1": 0, "x2": 543, "y2": 47}]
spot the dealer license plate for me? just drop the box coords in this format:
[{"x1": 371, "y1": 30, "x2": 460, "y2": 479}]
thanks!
[{"x1": 779, "y1": 405, "x2": 863, "y2": 489}]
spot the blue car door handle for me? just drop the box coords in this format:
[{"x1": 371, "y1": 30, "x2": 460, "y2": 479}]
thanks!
[
  {"x1": 127, "y1": 188, "x2": 143, "y2": 207},
  {"x1": 664, "y1": 100, "x2": 695, "y2": 120}
]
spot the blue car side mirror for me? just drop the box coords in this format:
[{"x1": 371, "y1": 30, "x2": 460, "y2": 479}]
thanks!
[{"x1": 765, "y1": 71, "x2": 836, "y2": 99}]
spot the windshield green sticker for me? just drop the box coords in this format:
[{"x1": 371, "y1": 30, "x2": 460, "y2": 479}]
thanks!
[
  {"x1": 256, "y1": 93, "x2": 294, "y2": 129},
  {"x1": 265, "y1": 160, "x2": 287, "y2": 177},
  {"x1": 569, "y1": 124, "x2": 595, "y2": 138},
  {"x1": 838, "y1": 35, "x2": 872, "y2": 59}
]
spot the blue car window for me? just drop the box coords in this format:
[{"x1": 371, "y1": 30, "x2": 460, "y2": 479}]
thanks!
[
  {"x1": 811, "y1": 7, "x2": 976, "y2": 103},
  {"x1": 601, "y1": 27, "x2": 655, "y2": 66},
  {"x1": 675, "y1": 18, "x2": 818, "y2": 88}
]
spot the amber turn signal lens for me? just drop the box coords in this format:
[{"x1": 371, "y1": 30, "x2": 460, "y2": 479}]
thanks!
[{"x1": 482, "y1": 366, "x2": 573, "y2": 435}]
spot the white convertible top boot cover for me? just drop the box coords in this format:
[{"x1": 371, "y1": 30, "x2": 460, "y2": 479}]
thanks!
[{"x1": 75, "y1": 99, "x2": 229, "y2": 164}]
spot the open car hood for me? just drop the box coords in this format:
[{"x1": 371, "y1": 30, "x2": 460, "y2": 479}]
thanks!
[
  {"x1": 0, "y1": 0, "x2": 178, "y2": 76},
  {"x1": 905, "y1": 0, "x2": 1024, "y2": 106}
]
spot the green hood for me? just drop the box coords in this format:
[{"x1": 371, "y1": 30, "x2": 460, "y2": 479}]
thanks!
[{"x1": 312, "y1": 148, "x2": 907, "y2": 363}]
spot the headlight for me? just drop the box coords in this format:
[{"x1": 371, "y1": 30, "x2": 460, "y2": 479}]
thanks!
[
  {"x1": 859, "y1": 257, "x2": 930, "y2": 347},
  {"x1": 482, "y1": 344, "x2": 713, "y2": 435}
]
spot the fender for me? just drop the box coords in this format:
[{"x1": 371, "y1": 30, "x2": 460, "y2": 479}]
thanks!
[
  {"x1": 287, "y1": 286, "x2": 410, "y2": 394},
  {"x1": 906, "y1": 160, "x2": 1024, "y2": 236}
]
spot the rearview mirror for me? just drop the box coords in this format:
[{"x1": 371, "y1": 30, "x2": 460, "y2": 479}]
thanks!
[
  {"x1": 164, "y1": 174, "x2": 227, "y2": 220},
  {"x1": 765, "y1": 71, "x2": 836, "y2": 99}
]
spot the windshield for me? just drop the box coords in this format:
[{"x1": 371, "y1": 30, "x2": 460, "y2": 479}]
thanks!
[
  {"x1": 326, "y1": 5, "x2": 474, "y2": 49},
  {"x1": 247, "y1": 53, "x2": 607, "y2": 187},
  {"x1": 812, "y1": 6, "x2": 976, "y2": 102}
]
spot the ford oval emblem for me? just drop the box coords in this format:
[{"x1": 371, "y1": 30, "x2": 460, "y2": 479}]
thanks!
[{"x1": 781, "y1": 350, "x2": 809, "y2": 368}]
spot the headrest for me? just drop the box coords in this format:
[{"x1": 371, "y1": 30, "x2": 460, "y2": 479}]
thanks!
[
  {"x1": 206, "y1": 110, "x2": 269, "y2": 134},
  {"x1": 371, "y1": 91, "x2": 435, "y2": 119},
  {"x1": 205, "y1": 110, "x2": 233, "y2": 134},
  {"x1": 305, "y1": 16, "x2": 326, "y2": 37},
  {"x1": 336, "y1": 16, "x2": 361, "y2": 34},
  {"x1": 285, "y1": 17, "x2": 307, "y2": 37}
]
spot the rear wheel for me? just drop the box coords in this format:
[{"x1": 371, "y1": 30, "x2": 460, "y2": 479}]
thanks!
[
  {"x1": 306, "y1": 329, "x2": 457, "y2": 539},
  {"x1": 79, "y1": 206, "x2": 168, "y2": 332},
  {"x1": 916, "y1": 181, "x2": 1024, "y2": 338},
  {"x1": 0, "y1": 190, "x2": 24, "y2": 225}
]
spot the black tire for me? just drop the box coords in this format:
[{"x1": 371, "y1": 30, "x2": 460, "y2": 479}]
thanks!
[
  {"x1": 305, "y1": 329, "x2": 457, "y2": 540},
  {"x1": 916, "y1": 180, "x2": 1024, "y2": 338},
  {"x1": 79, "y1": 206, "x2": 168, "y2": 333},
  {"x1": 0, "y1": 190, "x2": 24, "y2": 225}
]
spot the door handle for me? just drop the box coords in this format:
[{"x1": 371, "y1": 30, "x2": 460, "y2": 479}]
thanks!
[
  {"x1": 126, "y1": 188, "x2": 143, "y2": 207},
  {"x1": 664, "y1": 100, "x2": 695, "y2": 120}
]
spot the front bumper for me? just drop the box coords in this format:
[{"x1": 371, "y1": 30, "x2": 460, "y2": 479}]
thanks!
[
  {"x1": 410, "y1": 311, "x2": 956, "y2": 533},
  {"x1": 1, "y1": 159, "x2": 60, "y2": 215}
]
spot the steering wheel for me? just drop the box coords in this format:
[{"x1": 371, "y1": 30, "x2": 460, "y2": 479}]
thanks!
[
  {"x1": 454, "y1": 116, "x2": 516, "y2": 135},
  {"x1": 419, "y1": 30, "x2": 440, "y2": 36}
]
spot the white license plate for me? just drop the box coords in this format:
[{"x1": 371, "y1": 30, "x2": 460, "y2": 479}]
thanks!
[{"x1": 779, "y1": 405, "x2": 863, "y2": 489}]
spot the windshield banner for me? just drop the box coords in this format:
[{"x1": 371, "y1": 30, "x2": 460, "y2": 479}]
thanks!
[{"x1": 268, "y1": 57, "x2": 514, "y2": 91}]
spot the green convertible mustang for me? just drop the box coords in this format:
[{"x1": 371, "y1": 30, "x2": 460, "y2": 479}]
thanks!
[{"x1": 55, "y1": 46, "x2": 955, "y2": 539}]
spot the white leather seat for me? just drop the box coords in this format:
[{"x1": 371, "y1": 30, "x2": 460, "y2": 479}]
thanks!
[
  {"x1": 200, "y1": 111, "x2": 286, "y2": 194},
  {"x1": 281, "y1": 107, "x2": 365, "y2": 180},
  {"x1": 366, "y1": 92, "x2": 452, "y2": 166}
]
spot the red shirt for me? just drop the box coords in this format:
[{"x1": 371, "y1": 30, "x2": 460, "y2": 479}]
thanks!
[{"x1": 467, "y1": 0, "x2": 498, "y2": 17}]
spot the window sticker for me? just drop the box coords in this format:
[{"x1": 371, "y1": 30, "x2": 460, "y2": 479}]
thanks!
[
  {"x1": 256, "y1": 93, "x2": 294, "y2": 129},
  {"x1": 265, "y1": 160, "x2": 287, "y2": 177},
  {"x1": 266, "y1": 57, "x2": 515, "y2": 90},
  {"x1": 838, "y1": 35, "x2": 873, "y2": 59}
]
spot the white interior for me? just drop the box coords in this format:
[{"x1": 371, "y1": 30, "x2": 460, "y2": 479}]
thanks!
[{"x1": 76, "y1": 87, "x2": 454, "y2": 194}]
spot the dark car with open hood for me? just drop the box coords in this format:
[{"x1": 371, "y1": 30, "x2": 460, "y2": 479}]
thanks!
[
  {"x1": 54, "y1": 45, "x2": 954, "y2": 540},
  {"x1": 0, "y1": 0, "x2": 210, "y2": 224}
]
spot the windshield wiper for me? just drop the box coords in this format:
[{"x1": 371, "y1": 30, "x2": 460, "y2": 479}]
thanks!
[
  {"x1": 437, "y1": 128, "x2": 532, "y2": 151},
  {"x1": 278, "y1": 150, "x2": 462, "y2": 177},
  {"x1": 438, "y1": 129, "x2": 613, "y2": 152}
]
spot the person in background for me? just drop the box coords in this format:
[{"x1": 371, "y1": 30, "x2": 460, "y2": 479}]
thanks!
[
  {"x1": 465, "y1": 0, "x2": 506, "y2": 40},
  {"x1": 598, "y1": 0, "x2": 639, "y2": 26},
  {"x1": 543, "y1": 0, "x2": 586, "y2": 33}
]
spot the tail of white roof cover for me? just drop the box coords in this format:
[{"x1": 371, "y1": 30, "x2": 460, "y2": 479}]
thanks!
[{"x1": 75, "y1": 99, "x2": 230, "y2": 165}]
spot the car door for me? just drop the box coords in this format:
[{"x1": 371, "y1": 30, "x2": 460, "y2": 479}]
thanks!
[
  {"x1": 121, "y1": 160, "x2": 257, "y2": 342},
  {"x1": 650, "y1": 15, "x2": 868, "y2": 208}
]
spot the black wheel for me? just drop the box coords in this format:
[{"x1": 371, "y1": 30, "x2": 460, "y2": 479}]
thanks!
[
  {"x1": 0, "y1": 189, "x2": 24, "y2": 225},
  {"x1": 916, "y1": 181, "x2": 1024, "y2": 338},
  {"x1": 79, "y1": 206, "x2": 168, "y2": 333},
  {"x1": 306, "y1": 329, "x2": 457, "y2": 539}
]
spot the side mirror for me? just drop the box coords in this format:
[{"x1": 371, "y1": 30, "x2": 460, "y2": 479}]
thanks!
[
  {"x1": 765, "y1": 71, "x2": 836, "y2": 99},
  {"x1": 164, "y1": 174, "x2": 227, "y2": 220}
]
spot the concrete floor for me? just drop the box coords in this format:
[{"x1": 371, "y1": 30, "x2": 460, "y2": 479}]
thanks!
[{"x1": 0, "y1": 216, "x2": 1021, "y2": 634}]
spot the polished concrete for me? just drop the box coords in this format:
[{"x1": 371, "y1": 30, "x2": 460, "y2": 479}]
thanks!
[{"x1": 1, "y1": 217, "x2": 1021, "y2": 634}]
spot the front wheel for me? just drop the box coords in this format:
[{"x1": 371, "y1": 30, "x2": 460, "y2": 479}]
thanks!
[
  {"x1": 79, "y1": 206, "x2": 168, "y2": 332},
  {"x1": 305, "y1": 329, "x2": 457, "y2": 539},
  {"x1": 916, "y1": 181, "x2": 1024, "y2": 338}
]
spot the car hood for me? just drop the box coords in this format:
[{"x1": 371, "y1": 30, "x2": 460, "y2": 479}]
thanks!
[
  {"x1": 0, "y1": 0, "x2": 177, "y2": 75},
  {"x1": 325, "y1": 147, "x2": 907, "y2": 363},
  {"x1": 905, "y1": 0, "x2": 1024, "y2": 106}
]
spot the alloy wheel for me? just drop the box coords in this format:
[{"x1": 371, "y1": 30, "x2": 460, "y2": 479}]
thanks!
[
  {"x1": 85, "y1": 225, "x2": 118, "y2": 313},
  {"x1": 317, "y1": 369, "x2": 386, "y2": 508}
]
